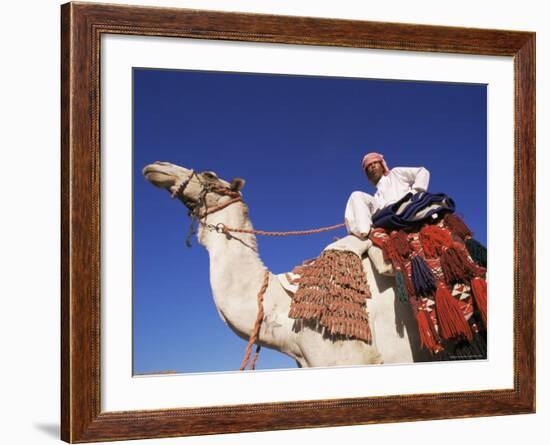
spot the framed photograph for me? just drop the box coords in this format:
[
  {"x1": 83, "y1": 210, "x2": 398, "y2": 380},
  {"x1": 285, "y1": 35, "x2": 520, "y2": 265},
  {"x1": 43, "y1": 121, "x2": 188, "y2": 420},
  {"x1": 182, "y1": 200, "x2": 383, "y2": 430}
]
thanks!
[{"x1": 61, "y1": 2, "x2": 535, "y2": 442}]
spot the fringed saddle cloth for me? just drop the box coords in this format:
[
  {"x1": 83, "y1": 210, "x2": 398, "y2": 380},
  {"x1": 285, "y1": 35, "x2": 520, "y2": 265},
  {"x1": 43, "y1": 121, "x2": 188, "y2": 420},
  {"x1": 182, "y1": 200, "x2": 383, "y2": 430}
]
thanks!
[
  {"x1": 369, "y1": 213, "x2": 487, "y2": 356},
  {"x1": 287, "y1": 247, "x2": 373, "y2": 343}
]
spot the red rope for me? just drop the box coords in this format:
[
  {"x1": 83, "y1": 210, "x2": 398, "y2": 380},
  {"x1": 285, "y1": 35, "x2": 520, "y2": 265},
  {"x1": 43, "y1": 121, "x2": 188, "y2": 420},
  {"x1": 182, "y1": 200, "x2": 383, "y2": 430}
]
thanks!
[
  {"x1": 197, "y1": 186, "x2": 346, "y2": 237},
  {"x1": 198, "y1": 197, "x2": 243, "y2": 218},
  {"x1": 222, "y1": 222, "x2": 346, "y2": 237},
  {"x1": 240, "y1": 268, "x2": 270, "y2": 371}
]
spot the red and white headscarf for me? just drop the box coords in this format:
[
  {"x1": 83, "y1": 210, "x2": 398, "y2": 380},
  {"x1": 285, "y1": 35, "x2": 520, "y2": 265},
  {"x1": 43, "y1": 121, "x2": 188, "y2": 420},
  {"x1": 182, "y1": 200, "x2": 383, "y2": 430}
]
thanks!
[{"x1": 362, "y1": 152, "x2": 390, "y2": 176}]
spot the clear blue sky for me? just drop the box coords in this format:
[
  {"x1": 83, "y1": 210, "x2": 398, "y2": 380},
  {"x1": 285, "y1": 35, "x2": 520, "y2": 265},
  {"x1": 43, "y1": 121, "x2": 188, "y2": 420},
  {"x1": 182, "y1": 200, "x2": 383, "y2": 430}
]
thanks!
[{"x1": 133, "y1": 68, "x2": 487, "y2": 375}]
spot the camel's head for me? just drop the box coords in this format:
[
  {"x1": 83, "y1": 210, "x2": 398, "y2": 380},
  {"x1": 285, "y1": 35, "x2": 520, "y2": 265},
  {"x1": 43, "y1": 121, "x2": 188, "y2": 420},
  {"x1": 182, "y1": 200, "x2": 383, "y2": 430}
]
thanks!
[{"x1": 142, "y1": 161, "x2": 245, "y2": 211}]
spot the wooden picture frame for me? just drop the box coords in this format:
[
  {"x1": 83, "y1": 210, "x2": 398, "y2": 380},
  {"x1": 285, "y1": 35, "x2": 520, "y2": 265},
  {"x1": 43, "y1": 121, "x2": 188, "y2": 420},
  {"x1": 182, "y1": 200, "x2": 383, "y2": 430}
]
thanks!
[{"x1": 61, "y1": 2, "x2": 535, "y2": 442}]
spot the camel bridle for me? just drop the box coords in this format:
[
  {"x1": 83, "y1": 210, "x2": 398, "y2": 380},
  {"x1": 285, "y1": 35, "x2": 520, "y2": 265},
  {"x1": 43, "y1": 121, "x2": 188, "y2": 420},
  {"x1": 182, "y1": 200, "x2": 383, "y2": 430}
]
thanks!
[
  {"x1": 171, "y1": 170, "x2": 244, "y2": 246},
  {"x1": 172, "y1": 170, "x2": 243, "y2": 219}
]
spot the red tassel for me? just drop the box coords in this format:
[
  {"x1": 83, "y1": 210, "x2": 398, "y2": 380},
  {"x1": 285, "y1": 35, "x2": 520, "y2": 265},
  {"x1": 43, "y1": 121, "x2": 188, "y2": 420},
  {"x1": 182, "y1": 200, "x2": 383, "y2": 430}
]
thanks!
[
  {"x1": 369, "y1": 228, "x2": 388, "y2": 243},
  {"x1": 444, "y1": 214, "x2": 473, "y2": 240},
  {"x1": 369, "y1": 231, "x2": 396, "y2": 265},
  {"x1": 440, "y1": 245, "x2": 481, "y2": 285},
  {"x1": 416, "y1": 308, "x2": 440, "y2": 352},
  {"x1": 434, "y1": 283, "x2": 473, "y2": 341},
  {"x1": 420, "y1": 224, "x2": 454, "y2": 258},
  {"x1": 389, "y1": 230, "x2": 411, "y2": 259},
  {"x1": 471, "y1": 277, "x2": 487, "y2": 327}
]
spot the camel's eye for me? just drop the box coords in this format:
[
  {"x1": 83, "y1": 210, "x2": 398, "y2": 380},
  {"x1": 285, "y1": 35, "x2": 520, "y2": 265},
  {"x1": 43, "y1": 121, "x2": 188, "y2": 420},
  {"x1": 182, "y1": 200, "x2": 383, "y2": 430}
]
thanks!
[{"x1": 203, "y1": 171, "x2": 218, "y2": 180}]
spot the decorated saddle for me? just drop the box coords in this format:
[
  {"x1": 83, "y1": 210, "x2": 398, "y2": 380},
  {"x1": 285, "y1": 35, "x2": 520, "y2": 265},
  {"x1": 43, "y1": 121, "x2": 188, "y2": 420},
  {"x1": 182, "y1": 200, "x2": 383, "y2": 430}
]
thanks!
[
  {"x1": 282, "y1": 204, "x2": 488, "y2": 360},
  {"x1": 369, "y1": 213, "x2": 487, "y2": 358}
]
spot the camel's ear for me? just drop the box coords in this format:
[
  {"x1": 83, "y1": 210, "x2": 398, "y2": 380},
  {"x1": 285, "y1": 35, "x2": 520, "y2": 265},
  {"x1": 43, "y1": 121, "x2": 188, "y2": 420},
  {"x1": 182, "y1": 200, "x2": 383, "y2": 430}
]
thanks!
[{"x1": 230, "y1": 177, "x2": 245, "y2": 191}]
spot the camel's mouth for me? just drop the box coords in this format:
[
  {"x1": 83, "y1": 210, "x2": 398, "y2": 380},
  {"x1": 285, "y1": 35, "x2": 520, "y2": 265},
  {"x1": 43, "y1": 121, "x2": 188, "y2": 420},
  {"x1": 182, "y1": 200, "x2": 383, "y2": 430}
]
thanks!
[
  {"x1": 142, "y1": 163, "x2": 177, "y2": 189},
  {"x1": 142, "y1": 164, "x2": 164, "y2": 177}
]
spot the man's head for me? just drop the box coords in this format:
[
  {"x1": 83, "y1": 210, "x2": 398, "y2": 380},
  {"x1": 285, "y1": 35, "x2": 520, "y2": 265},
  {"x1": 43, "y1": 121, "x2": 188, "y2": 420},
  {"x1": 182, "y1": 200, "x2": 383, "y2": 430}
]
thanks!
[{"x1": 362, "y1": 152, "x2": 389, "y2": 184}]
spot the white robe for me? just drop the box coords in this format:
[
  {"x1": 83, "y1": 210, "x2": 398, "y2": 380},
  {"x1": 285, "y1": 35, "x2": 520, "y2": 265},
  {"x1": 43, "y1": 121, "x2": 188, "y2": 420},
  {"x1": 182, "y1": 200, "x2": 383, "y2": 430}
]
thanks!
[{"x1": 345, "y1": 167, "x2": 430, "y2": 238}]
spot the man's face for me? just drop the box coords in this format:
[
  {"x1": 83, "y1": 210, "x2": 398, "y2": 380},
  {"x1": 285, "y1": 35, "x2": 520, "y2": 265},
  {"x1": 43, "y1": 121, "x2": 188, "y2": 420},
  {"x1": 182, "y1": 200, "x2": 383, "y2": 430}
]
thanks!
[{"x1": 365, "y1": 161, "x2": 384, "y2": 184}]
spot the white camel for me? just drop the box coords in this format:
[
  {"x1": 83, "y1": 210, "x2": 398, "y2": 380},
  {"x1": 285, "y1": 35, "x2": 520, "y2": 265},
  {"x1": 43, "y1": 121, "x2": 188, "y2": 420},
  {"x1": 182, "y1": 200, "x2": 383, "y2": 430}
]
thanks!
[{"x1": 143, "y1": 161, "x2": 429, "y2": 368}]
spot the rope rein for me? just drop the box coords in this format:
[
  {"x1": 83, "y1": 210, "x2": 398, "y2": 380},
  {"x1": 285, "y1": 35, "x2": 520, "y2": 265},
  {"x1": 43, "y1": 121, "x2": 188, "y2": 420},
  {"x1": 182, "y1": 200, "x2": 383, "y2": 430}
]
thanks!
[
  {"x1": 212, "y1": 222, "x2": 346, "y2": 237},
  {"x1": 239, "y1": 268, "x2": 270, "y2": 371},
  {"x1": 174, "y1": 172, "x2": 345, "y2": 370}
]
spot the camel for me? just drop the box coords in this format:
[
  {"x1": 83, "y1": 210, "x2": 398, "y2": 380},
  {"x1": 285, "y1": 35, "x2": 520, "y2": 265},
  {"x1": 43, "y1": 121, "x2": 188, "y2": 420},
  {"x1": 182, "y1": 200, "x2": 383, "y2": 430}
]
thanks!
[{"x1": 142, "y1": 161, "x2": 429, "y2": 368}]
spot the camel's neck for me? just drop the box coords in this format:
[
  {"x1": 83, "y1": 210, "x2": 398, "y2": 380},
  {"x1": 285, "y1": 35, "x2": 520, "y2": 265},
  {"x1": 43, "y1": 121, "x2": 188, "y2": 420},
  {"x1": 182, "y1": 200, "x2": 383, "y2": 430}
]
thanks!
[{"x1": 197, "y1": 200, "x2": 269, "y2": 339}]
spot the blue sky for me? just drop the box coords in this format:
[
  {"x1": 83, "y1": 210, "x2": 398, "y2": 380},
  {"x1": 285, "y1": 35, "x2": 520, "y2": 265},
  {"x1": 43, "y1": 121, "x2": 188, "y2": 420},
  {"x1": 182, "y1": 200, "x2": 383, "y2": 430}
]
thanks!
[{"x1": 133, "y1": 68, "x2": 487, "y2": 375}]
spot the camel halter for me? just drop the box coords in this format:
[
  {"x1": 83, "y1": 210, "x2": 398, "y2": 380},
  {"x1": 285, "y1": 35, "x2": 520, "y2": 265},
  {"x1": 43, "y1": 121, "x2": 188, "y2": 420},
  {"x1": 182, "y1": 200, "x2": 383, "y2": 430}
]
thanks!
[
  {"x1": 171, "y1": 171, "x2": 244, "y2": 247},
  {"x1": 172, "y1": 170, "x2": 243, "y2": 217},
  {"x1": 172, "y1": 171, "x2": 346, "y2": 370}
]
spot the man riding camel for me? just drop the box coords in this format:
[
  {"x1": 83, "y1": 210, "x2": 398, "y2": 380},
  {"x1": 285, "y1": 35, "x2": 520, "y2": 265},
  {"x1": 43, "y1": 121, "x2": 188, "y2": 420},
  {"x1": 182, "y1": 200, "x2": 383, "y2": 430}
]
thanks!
[{"x1": 345, "y1": 152, "x2": 431, "y2": 239}]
